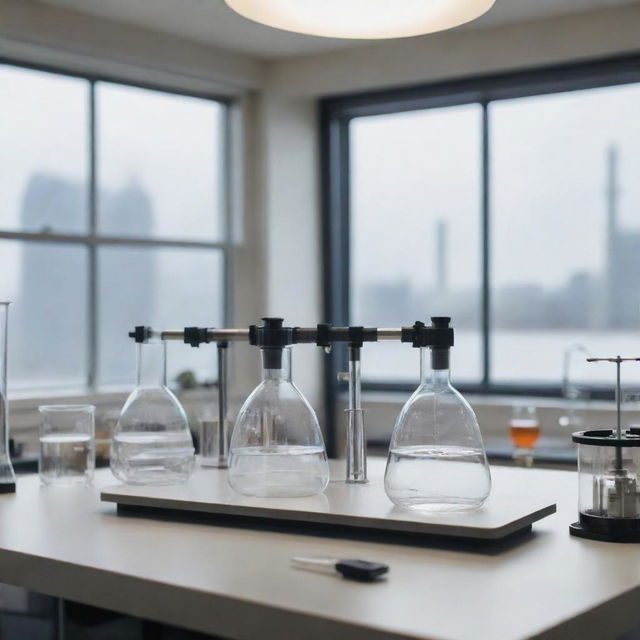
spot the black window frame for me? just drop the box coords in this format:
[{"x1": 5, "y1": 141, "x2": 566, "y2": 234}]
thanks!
[
  {"x1": 320, "y1": 53, "x2": 640, "y2": 455},
  {"x1": 0, "y1": 56, "x2": 234, "y2": 393}
]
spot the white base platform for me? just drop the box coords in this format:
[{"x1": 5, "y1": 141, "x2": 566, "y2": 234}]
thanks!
[{"x1": 101, "y1": 459, "x2": 555, "y2": 542}]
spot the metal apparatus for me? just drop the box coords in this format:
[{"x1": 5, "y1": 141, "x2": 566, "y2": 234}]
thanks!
[
  {"x1": 126, "y1": 319, "x2": 454, "y2": 484},
  {"x1": 570, "y1": 356, "x2": 640, "y2": 542}
]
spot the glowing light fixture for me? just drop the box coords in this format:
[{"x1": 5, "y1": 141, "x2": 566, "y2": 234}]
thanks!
[{"x1": 224, "y1": 0, "x2": 496, "y2": 40}]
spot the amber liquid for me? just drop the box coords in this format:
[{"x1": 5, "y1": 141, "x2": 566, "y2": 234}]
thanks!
[{"x1": 509, "y1": 419, "x2": 540, "y2": 449}]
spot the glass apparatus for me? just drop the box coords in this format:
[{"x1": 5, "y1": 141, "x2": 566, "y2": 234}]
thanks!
[
  {"x1": 111, "y1": 339, "x2": 195, "y2": 485},
  {"x1": 509, "y1": 405, "x2": 540, "y2": 467},
  {"x1": 385, "y1": 317, "x2": 491, "y2": 511},
  {"x1": 571, "y1": 356, "x2": 640, "y2": 542},
  {"x1": 0, "y1": 303, "x2": 16, "y2": 493},
  {"x1": 200, "y1": 342, "x2": 229, "y2": 468},
  {"x1": 39, "y1": 405, "x2": 95, "y2": 486},
  {"x1": 559, "y1": 344, "x2": 593, "y2": 430},
  {"x1": 229, "y1": 318, "x2": 329, "y2": 498}
]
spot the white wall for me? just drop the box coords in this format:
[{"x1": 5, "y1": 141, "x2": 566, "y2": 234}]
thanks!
[
  {"x1": 0, "y1": 0, "x2": 263, "y2": 95},
  {"x1": 266, "y1": 4, "x2": 640, "y2": 97},
  {"x1": 3, "y1": 0, "x2": 640, "y2": 441}
]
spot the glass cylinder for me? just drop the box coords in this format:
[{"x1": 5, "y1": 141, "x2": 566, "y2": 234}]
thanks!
[
  {"x1": 576, "y1": 433, "x2": 640, "y2": 518},
  {"x1": 385, "y1": 347, "x2": 491, "y2": 511},
  {"x1": 228, "y1": 346, "x2": 329, "y2": 497},
  {"x1": 0, "y1": 302, "x2": 16, "y2": 492},
  {"x1": 39, "y1": 405, "x2": 95, "y2": 486},
  {"x1": 111, "y1": 340, "x2": 195, "y2": 485}
]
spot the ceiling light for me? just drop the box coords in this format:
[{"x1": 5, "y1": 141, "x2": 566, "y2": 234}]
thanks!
[{"x1": 224, "y1": 0, "x2": 496, "y2": 40}]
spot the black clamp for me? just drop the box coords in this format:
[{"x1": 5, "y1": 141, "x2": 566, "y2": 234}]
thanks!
[
  {"x1": 184, "y1": 327, "x2": 210, "y2": 348},
  {"x1": 249, "y1": 317, "x2": 293, "y2": 347},
  {"x1": 348, "y1": 326, "x2": 365, "y2": 348},
  {"x1": 401, "y1": 321, "x2": 426, "y2": 348},
  {"x1": 249, "y1": 318, "x2": 293, "y2": 369},
  {"x1": 128, "y1": 326, "x2": 152, "y2": 343},
  {"x1": 426, "y1": 316, "x2": 454, "y2": 349},
  {"x1": 400, "y1": 318, "x2": 454, "y2": 349},
  {"x1": 316, "y1": 323, "x2": 332, "y2": 348}
]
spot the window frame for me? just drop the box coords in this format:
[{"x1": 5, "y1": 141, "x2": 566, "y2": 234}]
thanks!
[
  {"x1": 0, "y1": 57, "x2": 234, "y2": 394},
  {"x1": 320, "y1": 54, "x2": 640, "y2": 454}
]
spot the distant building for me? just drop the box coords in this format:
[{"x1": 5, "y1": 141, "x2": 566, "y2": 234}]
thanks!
[
  {"x1": 606, "y1": 147, "x2": 640, "y2": 328},
  {"x1": 14, "y1": 173, "x2": 155, "y2": 388}
]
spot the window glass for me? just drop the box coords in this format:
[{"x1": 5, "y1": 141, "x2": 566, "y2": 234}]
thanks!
[
  {"x1": 1, "y1": 241, "x2": 88, "y2": 392},
  {"x1": 0, "y1": 65, "x2": 89, "y2": 234},
  {"x1": 97, "y1": 246, "x2": 224, "y2": 387},
  {"x1": 96, "y1": 83, "x2": 225, "y2": 241},
  {"x1": 350, "y1": 105, "x2": 483, "y2": 383},
  {"x1": 490, "y1": 84, "x2": 640, "y2": 385}
]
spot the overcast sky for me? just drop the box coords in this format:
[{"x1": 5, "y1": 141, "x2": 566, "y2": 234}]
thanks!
[
  {"x1": 352, "y1": 82, "x2": 640, "y2": 292},
  {"x1": 0, "y1": 64, "x2": 223, "y2": 300}
]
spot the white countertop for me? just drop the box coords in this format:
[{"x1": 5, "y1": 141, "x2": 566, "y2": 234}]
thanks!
[{"x1": 0, "y1": 460, "x2": 638, "y2": 640}]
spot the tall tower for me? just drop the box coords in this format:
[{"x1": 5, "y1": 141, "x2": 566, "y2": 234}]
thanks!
[
  {"x1": 606, "y1": 145, "x2": 619, "y2": 327},
  {"x1": 435, "y1": 219, "x2": 447, "y2": 295}
]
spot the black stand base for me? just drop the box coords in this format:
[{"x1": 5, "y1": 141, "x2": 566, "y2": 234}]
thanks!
[
  {"x1": 0, "y1": 482, "x2": 16, "y2": 494},
  {"x1": 570, "y1": 511, "x2": 640, "y2": 543}
]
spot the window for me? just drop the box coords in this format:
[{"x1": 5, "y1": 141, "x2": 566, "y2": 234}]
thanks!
[
  {"x1": 0, "y1": 62, "x2": 229, "y2": 393},
  {"x1": 322, "y1": 56, "x2": 640, "y2": 401}
]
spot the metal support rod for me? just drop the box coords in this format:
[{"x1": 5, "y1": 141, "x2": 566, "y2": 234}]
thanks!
[
  {"x1": 208, "y1": 329, "x2": 250, "y2": 342},
  {"x1": 153, "y1": 326, "x2": 411, "y2": 344},
  {"x1": 586, "y1": 355, "x2": 640, "y2": 471},
  {"x1": 616, "y1": 356, "x2": 622, "y2": 470},
  {"x1": 376, "y1": 328, "x2": 403, "y2": 341},
  {"x1": 217, "y1": 342, "x2": 229, "y2": 468}
]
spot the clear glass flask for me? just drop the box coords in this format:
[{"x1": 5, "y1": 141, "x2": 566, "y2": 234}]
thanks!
[
  {"x1": 0, "y1": 303, "x2": 16, "y2": 493},
  {"x1": 385, "y1": 341, "x2": 491, "y2": 512},
  {"x1": 111, "y1": 340, "x2": 195, "y2": 485},
  {"x1": 228, "y1": 346, "x2": 329, "y2": 497}
]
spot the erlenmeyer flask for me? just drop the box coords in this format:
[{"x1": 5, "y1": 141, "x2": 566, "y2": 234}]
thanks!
[
  {"x1": 385, "y1": 318, "x2": 491, "y2": 511},
  {"x1": 0, "y1": 303, "x2": 16, "y2": 493},
  {"x1": 229, "y1": 344, "x2": 329, "y2": 498},
  {"x1": 111, "y1": 339, "x2": 195, "y2": 485}
]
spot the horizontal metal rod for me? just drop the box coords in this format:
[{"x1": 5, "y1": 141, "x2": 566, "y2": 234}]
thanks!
[
  {"x1": 208, "y1": 329, "x2": 250, "y2": 342},
  {"x1": 150, "y1": 326, "x2": 412, "y2": 344},
  {"x1": 160, "y1": 331, "x2": 186, "y2": 341},
  {"x1": 158, "y1": 329, "x2": 250, "y2": 342},
  {"x1": 377, "y1": 328, "x2": 403, "y2": 341}
]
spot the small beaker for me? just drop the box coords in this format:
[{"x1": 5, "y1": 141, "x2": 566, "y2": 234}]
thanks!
[
  {"x1": 509, "y1": 405, "x2": 540, "y2": 467},
  {"x1": 39, "y1": 405, "x2": 95, "y2": 486}
]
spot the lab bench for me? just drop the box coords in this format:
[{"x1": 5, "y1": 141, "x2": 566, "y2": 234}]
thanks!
[{"x1": 0, "y1": 459, "x2": 639, "y2": 640}]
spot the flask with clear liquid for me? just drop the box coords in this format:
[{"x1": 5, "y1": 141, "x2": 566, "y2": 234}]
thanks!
[
  {"x1": 228, "y1": 318, "x2": 329, "y2": 498},
  {"x1": 385, "y1": 317, "x2": 491, "y2": 511},
  {"x1": 111, "y1": 339, "x2": 195, "y2": 485}
]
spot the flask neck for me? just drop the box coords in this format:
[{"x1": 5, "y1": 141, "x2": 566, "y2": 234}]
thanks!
[
  {"x1": 136, "y1": 341, "x2": 167, "y2": 387},
  {"x1": 419, "y1": 348, "x2": 451, "y2": 389},
  {"x1": 261, "y1": 347, "x2": 292, "y2": 382}
]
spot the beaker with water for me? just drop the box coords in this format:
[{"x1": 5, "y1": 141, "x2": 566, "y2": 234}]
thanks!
[{"x1": 39, "y1": 405, "x2": 95, "y2": 486}]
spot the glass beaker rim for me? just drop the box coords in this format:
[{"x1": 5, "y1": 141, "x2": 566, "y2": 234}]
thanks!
[{"x1": 38, "y1": 404, "x2": 96, "y2": 413}]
